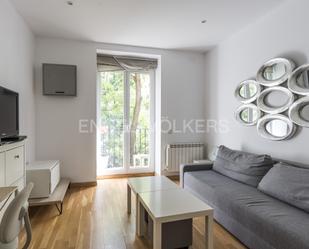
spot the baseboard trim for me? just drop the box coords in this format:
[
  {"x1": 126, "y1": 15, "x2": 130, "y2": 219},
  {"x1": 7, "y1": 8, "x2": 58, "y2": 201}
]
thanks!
[
  {"x1": 167, "y1": 175, "x2": 179, "y2": 181},
  {"x1": 97, "y1": 172, "x2": 155, "y2": 180},
  {"x1": 70, "y1": 181, "x2": 97, "y2": 187},
  {"x1": 162, "y1": 171, "x2": 180, "y2": 176}
]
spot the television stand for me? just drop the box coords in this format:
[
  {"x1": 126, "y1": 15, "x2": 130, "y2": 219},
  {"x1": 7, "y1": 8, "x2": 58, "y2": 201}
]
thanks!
[
  {"x1": 29, "y1": 178, "x2": 70, "y2": 215},
  {"x1": 0, "y1": 136, "x2": 27, "y2": 144}
]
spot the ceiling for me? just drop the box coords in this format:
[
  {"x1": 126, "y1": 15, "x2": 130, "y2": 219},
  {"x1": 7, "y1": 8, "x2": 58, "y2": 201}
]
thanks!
[{"x1": 12, "y1": 0, "x2": 285, "y2": 52}]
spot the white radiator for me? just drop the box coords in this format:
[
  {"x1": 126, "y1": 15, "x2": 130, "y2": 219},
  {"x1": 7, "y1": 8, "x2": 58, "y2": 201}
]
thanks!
[{"x1": 165, "y1": 143, "x2": 204, "y2": 172}]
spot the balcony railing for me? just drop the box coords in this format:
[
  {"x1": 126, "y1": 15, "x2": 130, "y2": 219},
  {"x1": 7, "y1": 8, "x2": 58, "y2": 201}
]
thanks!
[{"x1": 100, "y1": 126, "x2": 149, "y2": 168}]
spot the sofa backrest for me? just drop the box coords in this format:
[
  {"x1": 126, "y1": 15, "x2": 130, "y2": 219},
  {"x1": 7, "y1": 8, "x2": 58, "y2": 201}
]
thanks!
[
  {"x1": 213, "y1": 145, "x2": 274, "y2": 187},
  {"x1": 272, "y1": 158, "x2": 309, "y2": 169}
]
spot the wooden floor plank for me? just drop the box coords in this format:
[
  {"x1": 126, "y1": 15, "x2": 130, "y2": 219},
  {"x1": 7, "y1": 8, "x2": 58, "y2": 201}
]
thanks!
[{"x1": 19, "y1": 178, "x2": 247, "y2": 249}]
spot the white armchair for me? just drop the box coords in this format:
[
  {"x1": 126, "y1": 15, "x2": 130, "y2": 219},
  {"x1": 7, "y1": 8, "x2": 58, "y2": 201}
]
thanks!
[{"x1": 0, "y1": 183, "x2": 33, "y2": 249}]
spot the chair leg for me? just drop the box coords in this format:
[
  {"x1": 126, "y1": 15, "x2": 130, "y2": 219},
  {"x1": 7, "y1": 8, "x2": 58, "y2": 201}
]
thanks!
[{"x1": 22, "y1": 212, "x2": 32, "y2": 249}]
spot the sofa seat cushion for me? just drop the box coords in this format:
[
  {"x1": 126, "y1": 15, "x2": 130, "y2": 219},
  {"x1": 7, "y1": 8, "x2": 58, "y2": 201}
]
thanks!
[
  {"x1": 213, "y1": 145, "x2": 273, "y2": 187},
  {"x1": 184, "y1": 170, "x2": 309, "y2": 249}
]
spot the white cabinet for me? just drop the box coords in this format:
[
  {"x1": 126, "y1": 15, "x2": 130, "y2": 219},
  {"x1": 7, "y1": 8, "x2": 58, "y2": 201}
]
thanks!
[
  {"x1": 5, "y1": 146, "x2": 24, "y2": 186},
  {"x1": 0, "y1": 141, "x2": 26, "y2": 188},
  {"x1": 0, "y1": 141, "x2": 26, "y2": 222},
  {"x1": 0, "y1": 153, "x2": 4, "y2": 187}
]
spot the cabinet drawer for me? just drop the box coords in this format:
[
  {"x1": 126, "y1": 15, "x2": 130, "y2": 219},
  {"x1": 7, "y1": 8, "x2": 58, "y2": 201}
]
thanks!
[
  {"x1": 0, "y1": 153, "x2": 4, "y2": 187},
  {"x1": 5, "y1": 147, "x2": 24, "y2": 186}
]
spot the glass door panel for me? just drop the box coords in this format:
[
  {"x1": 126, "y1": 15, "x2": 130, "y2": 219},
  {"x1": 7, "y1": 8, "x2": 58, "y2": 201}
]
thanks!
[
  {"x1": 129, "y1": 73, "x2": 151, "y2": 168},
  {"x1": 97, "y1": 69, "x2": 154, "y2": 176},
  {"x1": 98, "y1": 71, "x2": 125, "y2": 174}
]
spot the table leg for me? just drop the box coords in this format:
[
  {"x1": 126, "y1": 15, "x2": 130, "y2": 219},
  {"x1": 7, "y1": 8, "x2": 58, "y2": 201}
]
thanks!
[
  {"x1": 127, "y1": 184, "x2": 131, "y2": 214},
  {"x1": 153, "y1": 220, "x2": 162, "y2": 249},
  {"x1": 135, "y1": 195, "x2": 142, "y2": 236},
  {"x1": 205, "y1": 214, "x2": 214, "y2": 249},
  {"x1": 136, "y1": 196, "x2": 148, "y2": 238}
]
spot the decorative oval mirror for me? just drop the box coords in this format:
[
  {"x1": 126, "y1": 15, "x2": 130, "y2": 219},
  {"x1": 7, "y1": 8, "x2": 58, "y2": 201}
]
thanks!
[
  {"x1": 289, "y1": 96, "x2": 309, "y2": 127},
  {"x1": 257, "y1": 114, "x2": 295, "y2": 140},
  {"x1": 235, "y1": 104, "x2": 261, "y2": 126},
  {"x1": 257, "y1": 86, "x2": 294, "y2": 114},
  {"x1": 288, "y1": 64, "x2": 309, "y2": 95},
  {"x1": 234, "y1": 80, "x2": 261, "y2": 103},
  {"x1": 256, "y1": 58, "x2": 295, "y2": 86}
]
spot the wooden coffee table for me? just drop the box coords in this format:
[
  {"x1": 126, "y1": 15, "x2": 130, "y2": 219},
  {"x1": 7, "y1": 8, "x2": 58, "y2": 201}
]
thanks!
[
  {"x1": 138, "y1": 188, "x2": 214, "y2": 249},
  {"x1": 127, "y1": 176, "x2": 179, "y2": 214},
  {"x1": 127, "y1": 176, "x2": 179, "y2": 235}
]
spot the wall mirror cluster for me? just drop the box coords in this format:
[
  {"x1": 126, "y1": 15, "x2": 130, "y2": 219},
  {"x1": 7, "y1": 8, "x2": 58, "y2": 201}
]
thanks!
[{"x1": 235, "y1": 57, "x2": 309, "y2": 141}]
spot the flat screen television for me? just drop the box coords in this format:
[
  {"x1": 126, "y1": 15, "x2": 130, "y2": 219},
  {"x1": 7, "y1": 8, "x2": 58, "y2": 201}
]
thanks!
[{"x1": 0, "y1": 86, "x2": 19, "y2": 140}]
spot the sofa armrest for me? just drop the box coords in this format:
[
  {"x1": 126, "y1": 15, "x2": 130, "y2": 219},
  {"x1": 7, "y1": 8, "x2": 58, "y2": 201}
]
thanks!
[{"x1": 180, "y1": 162, "x2": 213, "y2": 188}]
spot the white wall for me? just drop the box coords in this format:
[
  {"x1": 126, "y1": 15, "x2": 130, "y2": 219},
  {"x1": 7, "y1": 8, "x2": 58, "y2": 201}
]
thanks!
[
  {"x1": 0, "y1": 0, "x2": 35, "y2": 162},
  {"x1": 204, "y1": 0, "x2": 309, "y2": 164},
  {"x1": 35, "y1": 37, "x2": 205, "y2": 182}
]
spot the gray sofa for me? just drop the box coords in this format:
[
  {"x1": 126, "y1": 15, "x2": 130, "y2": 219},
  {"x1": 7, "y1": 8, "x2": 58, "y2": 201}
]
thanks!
[{"x1": 180, "y1": 147, "x2": 309, "y2": 249}]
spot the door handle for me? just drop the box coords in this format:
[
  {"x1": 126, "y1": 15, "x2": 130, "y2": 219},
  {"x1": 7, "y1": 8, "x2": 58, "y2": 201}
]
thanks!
[{"x1": 14, "y1": 155, "x2": 19, "y2": 159}]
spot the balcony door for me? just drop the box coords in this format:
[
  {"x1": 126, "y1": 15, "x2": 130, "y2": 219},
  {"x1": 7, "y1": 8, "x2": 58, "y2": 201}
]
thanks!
[{"x1": 97, "y1": 70, "x2": 155, "y2": 176}]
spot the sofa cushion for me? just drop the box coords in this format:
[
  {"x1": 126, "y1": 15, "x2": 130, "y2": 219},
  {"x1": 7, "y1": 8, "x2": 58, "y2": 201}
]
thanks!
[
  {"x1": 213, "y1": 145, "x2": 273, "y2": 187},
  {"x1": 184, "y1": 170, "x2": 309, "y2": 249},
  {"x1": 258, "y1": 162, "x2": 309, "y2": 213}
]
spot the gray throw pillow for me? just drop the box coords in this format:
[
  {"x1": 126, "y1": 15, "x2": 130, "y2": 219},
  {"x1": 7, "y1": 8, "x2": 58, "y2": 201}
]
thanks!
[
  {"x1": 258, "y1": 163, "x2": 309, "y2": 213},
  {"x1": 213, "y1": 145, "x2": 273, "y2": 187}
]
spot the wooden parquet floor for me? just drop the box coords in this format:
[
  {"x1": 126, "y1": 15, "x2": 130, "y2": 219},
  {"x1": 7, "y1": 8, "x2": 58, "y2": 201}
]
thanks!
[{"x1": 19, "y1": 178, "x2": 247, "y2": 249}]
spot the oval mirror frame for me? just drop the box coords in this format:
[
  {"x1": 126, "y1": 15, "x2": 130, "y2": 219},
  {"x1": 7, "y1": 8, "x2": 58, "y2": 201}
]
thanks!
[
  {"x1": 256, "y1": 58, "x2": 295, "y2": 87},
  {"x1": 235, "y1": 104, "x2": 261, "y2": 126},
  {"x1": 289, "y1": 96, "x2": 309, "y2": 127},
  {"x1": 288, "y1": 64, "x2": 309, "y2": 95},
  {"x1": 257, "y1": 86, "x2": 294, "y2": 114},
  {"x1": 234, "y1": 80, "x2": 261, "y2": 103},
  {"x1": 257, "y1": 114, "x2": 295, "y2": 141}
]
